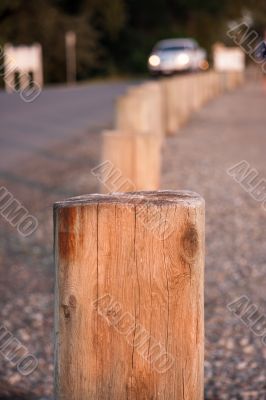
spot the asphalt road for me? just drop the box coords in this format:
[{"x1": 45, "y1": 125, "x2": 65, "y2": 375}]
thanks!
[{"x1": 0, "y1": 80, "x2": 136, "y2": 170}]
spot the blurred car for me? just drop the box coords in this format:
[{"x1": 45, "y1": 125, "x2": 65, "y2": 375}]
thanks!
[{"x1": 148, "y1": 38, "x2": 208, "y2": 75}]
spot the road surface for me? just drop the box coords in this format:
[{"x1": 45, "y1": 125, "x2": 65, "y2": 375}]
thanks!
[{"x1": 0, "y1": 80, "x2": 136, "y2": 170}]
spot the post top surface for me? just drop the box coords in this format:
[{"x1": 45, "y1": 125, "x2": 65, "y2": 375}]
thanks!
[{"x1": 54, "y1": 190, "x2": 204, "y2": 209}]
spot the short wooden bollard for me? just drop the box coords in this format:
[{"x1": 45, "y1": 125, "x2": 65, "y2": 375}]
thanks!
[
  {"x1": 178, "y1": 76, "x2": 193, "y2": 123},
  {"x1": 116, "y1": 83, "x2": 164, "y2": 140},
  {"x1": 161, "y1": 77, "x2": 179, "y2": 136},
  {"x1": 138, "y1": 82, "x2": 165, "y2": 139},
  {"x1": 162, "y1": 77, "x2": 192, "y2": 136},
  {"x1": 188, "y1": 74, "x2": 202, "y2": 112},
  {"x1": 54, "y1": 190, "x2": 205, "y2": 400},
  {"x1": 101, "y1": 130, "x2": 161, "y2": 192},
  {"x1": 101, "y1": 131, "x2": 135, "y2": 192}
]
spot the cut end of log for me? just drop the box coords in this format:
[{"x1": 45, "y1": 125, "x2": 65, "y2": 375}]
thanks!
[{"x1": 54, "y1": 189, "x2": 204, "y2": 209}]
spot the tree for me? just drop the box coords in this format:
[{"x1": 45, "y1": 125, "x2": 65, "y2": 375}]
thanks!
[{"x1": 0, "y1": 0, "x2": 265, "y2": 83}]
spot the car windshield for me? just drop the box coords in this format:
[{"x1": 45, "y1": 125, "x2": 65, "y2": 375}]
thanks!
[{"x1": 157, "y1": 45, "x2": 192, "y2": 52}]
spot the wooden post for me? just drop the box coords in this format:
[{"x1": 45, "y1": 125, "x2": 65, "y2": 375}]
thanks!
[
  {"x1": 213, "y1": 71, "x2": 221, "y2": 96},
  {"x1": 206, "y1": 72, "x2": 213, "y2": 101},
  {"x1": 54, "y1": 190, "x2": 205, "y2": 400},
  {"x1": 201, "y1": 73, "x2": 209, "y2": 104},
  {"x1": 116, "y1": 92, "x2": 138, "y2": 133},
  {"x1": 137, "y1": 82, "x2": 165, "y2": 139},
  {"x1": 116, "y1": 82, "x2": 164, "y2": 140},
  {"x1": 178, "y1": 76, "x2": 192, "y2": 122},
  {"x1": 196, "y1": 73, "x2": 204, "y2": 107},
  {"x1": 162, "y1": 76, "x2": 192, "y2": 136},
  {"x1": 161, "y1": 78, "x2": 177, "y2": 136},
  {"x1": 161, "y1": 77, "x2": 178, "y2": 136},
  {"x1": 101, "y1": 131, "x2": 135, "y2": 192},
  {"x1": 238, "y1": 71, "x2": 245, "y2": 86},
  {"x1": 100, "y1": 130, "x2": 161, "y2": 192},
  {"x1": 65, "y1": 31, "x2": 77, "y2": 84},
  {"x1": 188, "y1": 74, "x2": 202, "y2": 112}
]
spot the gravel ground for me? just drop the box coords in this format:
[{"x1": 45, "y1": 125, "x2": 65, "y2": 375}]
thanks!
[
  {"x1": 0, "y1": 130, "x2": 101, "y2": 400},
  {"x1": 162, "y1": 81, "x2": 266, "y2": 399},
  {"x1": 0, "y1": 80, "x2": 266, "y2": 399}
]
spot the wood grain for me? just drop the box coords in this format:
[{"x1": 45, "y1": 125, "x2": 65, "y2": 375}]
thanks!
[{"x1": 54, "y1": 190, "x2": 205, "y2": 400}]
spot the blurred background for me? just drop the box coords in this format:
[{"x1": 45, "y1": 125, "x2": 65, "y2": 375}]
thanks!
[{"x1": 0, "y1": 0, "x2": 266, "y2": 83}]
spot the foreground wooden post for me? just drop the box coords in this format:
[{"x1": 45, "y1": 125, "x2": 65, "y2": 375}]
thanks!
[{"x1": 54, "y1": 190, "x2": 205, "y2": 400}]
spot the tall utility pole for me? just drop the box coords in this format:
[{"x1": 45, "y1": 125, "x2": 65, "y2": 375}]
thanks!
[{"x1": 65, "y1": 31, "x2": 76, "y2": 84}]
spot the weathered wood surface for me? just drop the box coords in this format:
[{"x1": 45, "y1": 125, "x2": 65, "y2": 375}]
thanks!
[
  {"x1": 116, "y1": 82, "x2": 164, "y2": 139},
  {"x1": 54, "y1": 190, "x2": 205, "y2": 400},
  {"x1": 101, "y1": 130, "x2": 161, "y2": 192}
]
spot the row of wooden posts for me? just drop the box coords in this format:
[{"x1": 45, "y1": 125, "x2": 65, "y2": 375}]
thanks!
[
  {"x1": 54, "y1": 70, "x2": 244, "y2": 399},
  {"x1": 101, "y1": 70, "x2": 244, "y2": 193}
]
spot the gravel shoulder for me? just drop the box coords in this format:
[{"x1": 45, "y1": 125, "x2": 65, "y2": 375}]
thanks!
[
  {"x1": 162, "y1": 81, "x2": 266, "y2": 399},
  {"x1": 0, "y1": 81, "x2": 265, "y2": 399}
]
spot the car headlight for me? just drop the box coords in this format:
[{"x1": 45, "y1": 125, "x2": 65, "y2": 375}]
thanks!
[
  {"x1": 176, "y1": 53, "x2": 190, "y2": 65},
  {"x1": 148, "y1": 55, "x2": 160, "y2": 67}
]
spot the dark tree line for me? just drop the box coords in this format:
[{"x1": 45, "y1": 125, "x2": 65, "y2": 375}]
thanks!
[{"x1": 0, "y1": 0, "x2": 265, "y2": 83}]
